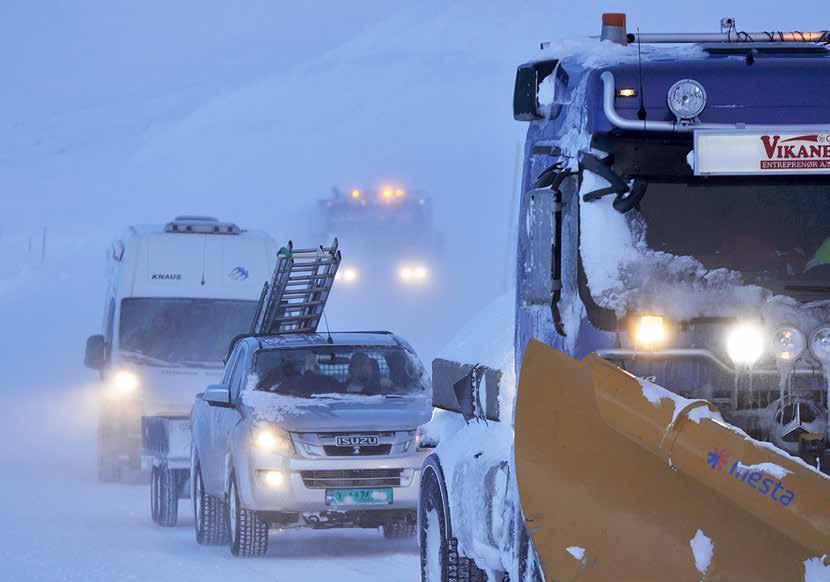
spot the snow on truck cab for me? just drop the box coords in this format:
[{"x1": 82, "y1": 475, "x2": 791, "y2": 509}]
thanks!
[
  {"x1": 83, "y1": 216, "x2": 277, "y2": 484},
  {"x1": 188, "y1": 242, "x2": 432, "y2": 557},
  {"x1": 419, "y1": 15, "x2": 830, "y2": 582}
]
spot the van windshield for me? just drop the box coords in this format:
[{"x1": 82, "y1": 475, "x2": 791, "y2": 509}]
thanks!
[
  {"x1": 251, "y1": 346, "x2": 429, "y2": 397},
  {"x1": 119, "y1": 298, "x2": 257, "y2": 366}
]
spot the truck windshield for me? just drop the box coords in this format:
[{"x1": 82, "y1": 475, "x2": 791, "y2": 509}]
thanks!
[
  {"x1": 637, "y1": 180, "x2": 830, "y2": 294},
  {"x1": 119, "y1": 298, "x2": 257, "y2": 366},
  {"x1": 251, "y1": 346, "x2": 429, "y2": 397}
]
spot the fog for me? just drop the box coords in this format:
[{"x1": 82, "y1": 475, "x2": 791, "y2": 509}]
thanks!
[{"x1": 1, "y1": 1, "x2": 829, "y2": 579}]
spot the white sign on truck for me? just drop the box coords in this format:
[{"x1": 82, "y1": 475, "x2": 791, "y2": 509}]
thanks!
[{"x1": 695, "y1": 130, "x2": 830, "y2": 176}]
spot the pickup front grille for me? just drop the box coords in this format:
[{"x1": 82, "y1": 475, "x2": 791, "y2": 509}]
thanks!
[
  {"x1": 322, "y1": 444, "x2": 392, "y2": 457},
  {"x1": 301, "y1": 468, "x2": 403, "y2": 489}
]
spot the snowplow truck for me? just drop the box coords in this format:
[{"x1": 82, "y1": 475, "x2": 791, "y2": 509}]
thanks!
[
  {"x1": 315, "y1": 185, "x2": 442, "y2": 291},
  {"x1": 418, "y1": 14, "x2": 830, "y2": 582}
]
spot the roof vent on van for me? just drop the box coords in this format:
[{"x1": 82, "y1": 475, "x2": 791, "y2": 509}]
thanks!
[{"x1": 165, "y1": 216, "x2": 241, "y2": 235}]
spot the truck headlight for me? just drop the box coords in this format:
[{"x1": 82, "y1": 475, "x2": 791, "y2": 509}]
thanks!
[
  {"x1": 335, "y1": 266, "x2": 359, "y2": 284},
  {"x1": 772, "y1": 327, "x2": 805, "y2": 362},
  {"x1": 809, "y1": 326, "x2": 830, "y2": 363},
  {"x1": 632, "y1": 315, "x2": 667, "y2": 350},
  {"x1": 667, "y1": 79, "x2": 707, "y2": 121},
  {"x1": 253, "y1": 424, "x2": 294, "y2": 455},
  {"x1": 398, "y1": 263, "x2": 430, "y2": 285},
  {"x1": 726, "y1": 323, "x2": 765, "y2": 367},
  {"x1": 111, "y1": 370, "x2": 140, "y2": 396}
]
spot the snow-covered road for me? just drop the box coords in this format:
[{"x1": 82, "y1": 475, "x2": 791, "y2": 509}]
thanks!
[{"x1": 0, "y1": 378, "x2": 419, "y2": 582}]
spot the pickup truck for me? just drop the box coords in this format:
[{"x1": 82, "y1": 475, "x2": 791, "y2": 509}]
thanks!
[{"x1": 190, "y1": 331, "x2": 432, "y2": 556}]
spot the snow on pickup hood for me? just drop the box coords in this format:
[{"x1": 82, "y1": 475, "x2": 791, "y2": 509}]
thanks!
[{"x1": 241, "y1": 391, "x2": 433, "y2": 432}]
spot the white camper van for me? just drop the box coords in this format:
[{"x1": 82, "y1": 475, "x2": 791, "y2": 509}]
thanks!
[{"x1": 84, "y1": 216, "x2": 277, "y2": 485}]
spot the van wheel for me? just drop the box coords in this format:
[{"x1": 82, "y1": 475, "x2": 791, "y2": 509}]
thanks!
[
  {"x1": 152, "y1": 464, "x2": 179, "y2": 527},
  {"x1": 228, "y1": 473, "x2": 268, "y2": 557},
  {"x1": 192, "y1": 457, "x2": 229, "y2": 545},
  {"x1": 97, "y1": 452, "x2": 119, "y2": 482},
  {"x1": 150, "y1": 466, "x2": 160, "y2": 523},
  {"x1": 420, "y1": 469, "x2": 485, "y2": 582}
]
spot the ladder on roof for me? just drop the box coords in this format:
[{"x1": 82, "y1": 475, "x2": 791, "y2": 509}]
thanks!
[{"x1": 250, "y1": 239, "x2": 341, "y2": 335}]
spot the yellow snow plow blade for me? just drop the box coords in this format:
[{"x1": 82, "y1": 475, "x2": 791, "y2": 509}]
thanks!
[{"x1": 515, "y1": 340, "x2": 830, "y2": 581}]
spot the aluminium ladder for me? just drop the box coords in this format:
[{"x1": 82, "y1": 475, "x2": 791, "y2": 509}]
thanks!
[{"x1": 250, "y1": 239, "x2": 341, "y2": 335}]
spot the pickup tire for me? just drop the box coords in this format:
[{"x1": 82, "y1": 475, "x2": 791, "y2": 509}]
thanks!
[
  {"x1": 192, "y1": 457, "x2": 230, "y2": 545},
  {"x1": 228, "y1": 472, "x2": 268, "y2": 557},
  {"x1": 419, "y1": 469, "x2": 486, "y2": 582},
  {"x1": 151, "y1": 464, "x2": 179, "y2": 527}
]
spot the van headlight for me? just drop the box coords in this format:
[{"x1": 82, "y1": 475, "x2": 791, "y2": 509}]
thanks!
[
  {"x1": 772, "y1": 327, "x2": 805, "y2": 362},
  {"x1": 726, "y1": 323, "x2": 765, "y2": 367},
  {"x1": 809, "y1": 326, "x2": 830, "y2": 363},
  {"x1": 110, "y1": 370, "x2": 140, "y2": 397},
  {"x1": 252, "y1": 423, "x2": 294, "y2": 455}
]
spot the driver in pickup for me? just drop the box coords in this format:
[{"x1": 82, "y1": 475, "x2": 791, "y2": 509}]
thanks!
[{"x1": 345, "y1": 352, "x2": 380, "y2": 394}]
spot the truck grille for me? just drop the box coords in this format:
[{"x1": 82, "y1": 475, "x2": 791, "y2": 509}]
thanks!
[
  {"x1": 322, "y1": 444, "x2": 392, "y2": 456},
  {"x1": 300, "y1": 469, "x2": 402, "y2": 489}
]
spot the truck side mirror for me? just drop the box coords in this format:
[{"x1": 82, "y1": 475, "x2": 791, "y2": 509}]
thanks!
[
  {"x1": 204, "y1": 384, "x2": 232, "y2": 408},
  {"x1": 84, "y1": 335, "x2": 107, "y2": 370},
  {"x1": 513, "y1": 59, "x2": 559, "y2": 121}
]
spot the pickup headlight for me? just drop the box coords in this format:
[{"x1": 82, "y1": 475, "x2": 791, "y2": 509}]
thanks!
[{"x1": 252, "y1": 423, "x2": 294, "y2": 455}]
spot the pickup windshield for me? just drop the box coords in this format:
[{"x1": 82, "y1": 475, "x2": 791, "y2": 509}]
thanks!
[
  {"x1": 637, "y1": 180, "x2": 830, "y2": 295},
  {"x1": 119, "y1": 298, "x2": 257, "y2": 366},
  {"x1": 251, "y1": 346, "x2": 429, "y2": 397}
]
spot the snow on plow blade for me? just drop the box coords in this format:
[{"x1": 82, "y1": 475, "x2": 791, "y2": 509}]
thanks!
[{"x1": 515, "y1": 340, "x2": 830, "y2": 581}]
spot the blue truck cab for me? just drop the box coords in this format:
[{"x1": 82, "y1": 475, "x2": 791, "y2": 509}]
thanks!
[
  {"x1": 418, "y1": 14, "x2": 830, "y2": 582},
  {"x1": 515, "y1": 19, "x2": 830, "y2": 467}
]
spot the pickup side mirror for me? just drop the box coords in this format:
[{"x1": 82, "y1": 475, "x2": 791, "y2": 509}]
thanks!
[
  {"x1": 204, "y1": 384, "x2": 232, "y2": 408},
  {"x1": 84, "y1": 335, "x2": 107, "y2": 370}
]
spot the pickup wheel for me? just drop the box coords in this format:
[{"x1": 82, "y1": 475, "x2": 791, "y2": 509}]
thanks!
[
  {"x1": 228, "y1": 472, "x2": 268, "y2": 557},
  {"x1": 151, "y1": 464, "x2": 179, "y2": 527},
  {"x1": 420, "y1": 469, "x2": 486, "y2": 582},
  {"x1": 192, "y1": 457, "x2": 230, "y2": 545}
]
